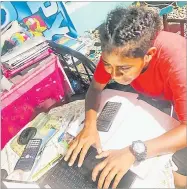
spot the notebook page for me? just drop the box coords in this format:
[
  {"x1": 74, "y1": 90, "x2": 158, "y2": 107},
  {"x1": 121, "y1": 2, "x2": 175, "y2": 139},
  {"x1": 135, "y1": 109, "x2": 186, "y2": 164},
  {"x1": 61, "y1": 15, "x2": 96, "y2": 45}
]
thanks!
[
  {"x1": 103, "y1": 100, "x2": 179, "y2": 179},
  {"x1": 98, "y1": 89, "x2": 139, "y2": 146}
]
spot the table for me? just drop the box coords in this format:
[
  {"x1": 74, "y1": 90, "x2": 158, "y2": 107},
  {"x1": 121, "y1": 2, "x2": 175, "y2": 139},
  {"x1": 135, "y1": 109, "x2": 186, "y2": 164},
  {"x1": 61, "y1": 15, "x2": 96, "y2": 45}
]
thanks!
[{"x1": 1, "y1": 89, "x2": 177, "y2": 188}]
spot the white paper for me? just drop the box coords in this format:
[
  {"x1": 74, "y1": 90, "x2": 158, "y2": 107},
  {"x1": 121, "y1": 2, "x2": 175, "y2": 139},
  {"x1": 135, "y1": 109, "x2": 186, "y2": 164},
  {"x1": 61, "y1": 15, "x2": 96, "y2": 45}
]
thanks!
[
  {"x1": 103, "y1": 100, "x2": 179, "y2": 179},
  {"x1": 68, "y1": 89, "x2": 139, "y2": 147}
]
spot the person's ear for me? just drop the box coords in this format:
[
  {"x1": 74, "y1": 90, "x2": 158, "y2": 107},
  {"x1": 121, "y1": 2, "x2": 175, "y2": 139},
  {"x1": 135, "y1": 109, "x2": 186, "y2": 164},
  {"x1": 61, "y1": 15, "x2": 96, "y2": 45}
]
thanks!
[
  {"x1": 144, "y1": 47, "x2": 157, "y2": 66},
  {"x1": 147, "y1": 47, "x2": 157, "y2": 56}
]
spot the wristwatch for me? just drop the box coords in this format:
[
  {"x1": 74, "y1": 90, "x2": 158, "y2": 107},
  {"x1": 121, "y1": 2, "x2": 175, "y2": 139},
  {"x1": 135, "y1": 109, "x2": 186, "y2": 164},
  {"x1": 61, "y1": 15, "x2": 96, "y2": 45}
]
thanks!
[{"x1": 129, "y1": 140, "x2": 147, "y2": 162}]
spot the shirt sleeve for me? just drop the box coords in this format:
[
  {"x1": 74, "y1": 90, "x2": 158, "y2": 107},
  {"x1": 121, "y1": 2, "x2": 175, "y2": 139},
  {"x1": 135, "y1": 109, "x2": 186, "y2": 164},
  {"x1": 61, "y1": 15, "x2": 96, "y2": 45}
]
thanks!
[
  {"x1": 168, "y1": 64, "x2": 187, "y2": 122},
  {"x1": 93, "y1": 57, "x2": 111, "y2": 84}
]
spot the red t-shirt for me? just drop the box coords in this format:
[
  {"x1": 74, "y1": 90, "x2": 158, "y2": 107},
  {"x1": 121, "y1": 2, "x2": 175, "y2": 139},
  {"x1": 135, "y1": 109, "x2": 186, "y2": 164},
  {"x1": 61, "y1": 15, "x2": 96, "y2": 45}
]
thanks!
[{"x1": 94, "y1": 31, "x2": 187, "y2": 121}]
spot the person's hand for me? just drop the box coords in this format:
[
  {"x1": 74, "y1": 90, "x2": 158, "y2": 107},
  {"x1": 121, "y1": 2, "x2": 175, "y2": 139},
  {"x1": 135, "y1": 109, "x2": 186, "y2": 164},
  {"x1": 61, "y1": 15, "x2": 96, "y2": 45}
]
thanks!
[
  {"x1": 92, "y1": 148, "x2": 135, "y2": 189},
  {"x1": 64, "y1": 123, "x2": 102, "y2": 167}
]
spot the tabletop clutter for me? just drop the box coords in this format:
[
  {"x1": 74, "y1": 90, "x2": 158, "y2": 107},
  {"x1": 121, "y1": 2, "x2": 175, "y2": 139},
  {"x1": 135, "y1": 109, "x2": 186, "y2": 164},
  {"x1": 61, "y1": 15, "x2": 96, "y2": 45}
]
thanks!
[
  {"x1": 2, "y1": 100, "x2": 85, "y2": 182},
  {"x1": 1, "y1": 47, "x2": 74, "y2": 149},
  {"x1": 1, "y1": 89, "x2": 177, "y2": 188},
  {"x1": 0, "y1": 20, "x2": 100, "y2": 185}
]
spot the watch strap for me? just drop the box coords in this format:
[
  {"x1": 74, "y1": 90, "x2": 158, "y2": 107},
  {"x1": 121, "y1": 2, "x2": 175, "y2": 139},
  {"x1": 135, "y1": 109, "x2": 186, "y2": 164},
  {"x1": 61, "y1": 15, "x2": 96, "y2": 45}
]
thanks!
[{"x1": 130, "y1": 140, "x2": 147, "y2": 162}]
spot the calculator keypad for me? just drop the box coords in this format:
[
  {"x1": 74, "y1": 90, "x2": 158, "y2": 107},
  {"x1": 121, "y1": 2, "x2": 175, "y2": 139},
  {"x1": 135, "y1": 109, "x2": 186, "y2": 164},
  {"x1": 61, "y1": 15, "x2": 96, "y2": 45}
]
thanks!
[
  {"x1": 97, "y1": 102, "x2": 121, "y2": 132},
  {"x1": 14, "y1": 139, "x2": 42, "y2": 171}
]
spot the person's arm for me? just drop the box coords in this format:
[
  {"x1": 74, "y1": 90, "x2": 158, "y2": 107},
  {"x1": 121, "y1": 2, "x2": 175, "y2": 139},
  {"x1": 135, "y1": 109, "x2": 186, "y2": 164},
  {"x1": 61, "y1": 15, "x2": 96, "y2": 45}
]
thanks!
[
  {"x1": 84, "y1": 78, "x2": 107, "y2": 128},
  {"x1": 92, "y1": 122, "x2": 186, "y2": 189},
  {"x1": 64, "y1": 79, "x2": 107, "y2": 166},
  {"x1": 64, "y1": 56, "x2": 111, "y2": 166},
  {"x1": 145, "y1": 122, "x2": 186, "y2": 158},
  {"x1": 145, "y1": 54, "x2": 186, "y2": 157}
]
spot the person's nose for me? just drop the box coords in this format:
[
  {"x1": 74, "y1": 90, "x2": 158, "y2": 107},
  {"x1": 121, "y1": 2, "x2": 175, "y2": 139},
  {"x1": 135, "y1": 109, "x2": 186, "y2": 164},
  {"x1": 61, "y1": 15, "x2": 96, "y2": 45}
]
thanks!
[{"x1": 111, "y1": 68, "x2": 122, "y2": 80}]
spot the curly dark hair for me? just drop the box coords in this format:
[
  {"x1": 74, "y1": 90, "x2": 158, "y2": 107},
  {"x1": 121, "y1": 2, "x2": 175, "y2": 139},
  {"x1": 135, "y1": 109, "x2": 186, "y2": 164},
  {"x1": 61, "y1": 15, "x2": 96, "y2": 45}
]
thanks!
[{"x1": 99, "y1": 6, "x2": 162, "y2": 58}]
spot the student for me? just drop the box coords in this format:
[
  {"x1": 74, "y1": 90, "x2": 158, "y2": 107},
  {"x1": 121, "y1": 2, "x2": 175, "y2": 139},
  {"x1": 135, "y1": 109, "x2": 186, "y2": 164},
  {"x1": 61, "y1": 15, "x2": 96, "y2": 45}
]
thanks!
[{"x1": 64, "y1": 6, "x2": 187, "y2": 188}]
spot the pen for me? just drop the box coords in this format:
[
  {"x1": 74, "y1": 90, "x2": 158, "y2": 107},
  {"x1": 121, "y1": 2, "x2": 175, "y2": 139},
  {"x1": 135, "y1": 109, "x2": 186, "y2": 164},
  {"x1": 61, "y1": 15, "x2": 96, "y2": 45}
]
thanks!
[
  {"x1": 28, "y1": 146, "x2": 46, "y2": 181},
  {"x1": 32, "y1": 154, "x2": 63, "y2": 180}
]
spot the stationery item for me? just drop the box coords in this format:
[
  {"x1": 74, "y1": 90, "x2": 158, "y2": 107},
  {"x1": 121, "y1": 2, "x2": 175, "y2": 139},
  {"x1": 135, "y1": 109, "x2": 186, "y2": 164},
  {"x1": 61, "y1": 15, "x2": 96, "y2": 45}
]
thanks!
[
  {"x1": 31, "y1": 154, "x2": 63, "y2": 181},
  {"x1": 1, "y1": 40, "x2": 16, "y2": 56},
  {"x1": 59, "y1": 132, "x2": 74, "y2": 147},
  {"x1": 2, "y1": 42, "x2": 49, "y2": 69},
  {"x1": 58, "y1": 115, "x2": 74, "y2": 142},
  {"x1": 14, "y1": 139, "x2": 42, "y2": 172},
  {"x1": 40, "y1": 128, "x2": 57, "y2": 147},
  {"x1": 28, "y1": 146, "x2": 46, "y2": 181},
  {"x1": 57, "y1": 132, "x2": 74, "y2": 155},
  {"x1": 97, "y1": 101, "x2": 122, "y2": 132},
  {"x1": 1, "y1": 36, "x2": 46, "y2": 63},
  {"x1": 38, "y1": 119, "x2": 60, "y2": 136},
  {"x1": 18, "y1": 127, "x2": 37, "y2": 145},
  {"x1": 68, "y1": 90, "x2": 139, "y2": 143},
  {"x1": 10, "y1": 113, "x2": 50, "y2": 156},
  {"x1": 55, "y1": 35, "x2": 85, "y2": 51}
]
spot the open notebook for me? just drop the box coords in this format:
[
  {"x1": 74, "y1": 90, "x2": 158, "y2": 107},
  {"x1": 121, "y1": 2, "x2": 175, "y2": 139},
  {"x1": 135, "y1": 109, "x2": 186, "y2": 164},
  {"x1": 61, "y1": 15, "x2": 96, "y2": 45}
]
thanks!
[{"x1": 68, "y1": 89, "x2": 179, "y2": 179}]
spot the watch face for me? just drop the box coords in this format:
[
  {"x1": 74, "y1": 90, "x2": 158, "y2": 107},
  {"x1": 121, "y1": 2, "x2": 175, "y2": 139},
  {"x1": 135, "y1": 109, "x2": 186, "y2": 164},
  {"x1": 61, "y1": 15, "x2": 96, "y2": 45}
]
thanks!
[{"x1": 133, "y1": 142, "x2": 145, "y2": 154}]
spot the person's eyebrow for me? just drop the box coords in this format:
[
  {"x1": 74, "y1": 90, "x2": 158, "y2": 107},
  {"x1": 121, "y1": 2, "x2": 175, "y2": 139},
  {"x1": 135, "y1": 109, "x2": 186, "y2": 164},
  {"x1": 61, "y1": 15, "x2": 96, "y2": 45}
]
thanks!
[
  {"x1": 118, "y1": 65, "x2": 131, "y2": 68},
  {"x1": 102, "y1": 57, "x2": 132, "y2": 67}
]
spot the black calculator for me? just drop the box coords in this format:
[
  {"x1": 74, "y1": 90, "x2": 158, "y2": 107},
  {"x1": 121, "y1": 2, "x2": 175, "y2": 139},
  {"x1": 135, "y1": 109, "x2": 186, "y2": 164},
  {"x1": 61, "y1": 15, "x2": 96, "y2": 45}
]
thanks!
[
  {"x1": 97, "y1": 101, "x2": 122, "y2": 132},
  {"x1": 14, "y1": 139, "x2": 42, "y2": 172}
]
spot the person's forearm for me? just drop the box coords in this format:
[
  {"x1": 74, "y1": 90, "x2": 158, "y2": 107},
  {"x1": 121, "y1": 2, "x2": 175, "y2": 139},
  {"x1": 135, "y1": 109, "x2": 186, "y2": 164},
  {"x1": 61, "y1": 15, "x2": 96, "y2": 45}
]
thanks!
[
  {"x1": 144, "y1": 123, "x2": 186, "y2": 158},
  {"x1": 85, "y1": 86, "x2": 102, "y2": 126}
]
